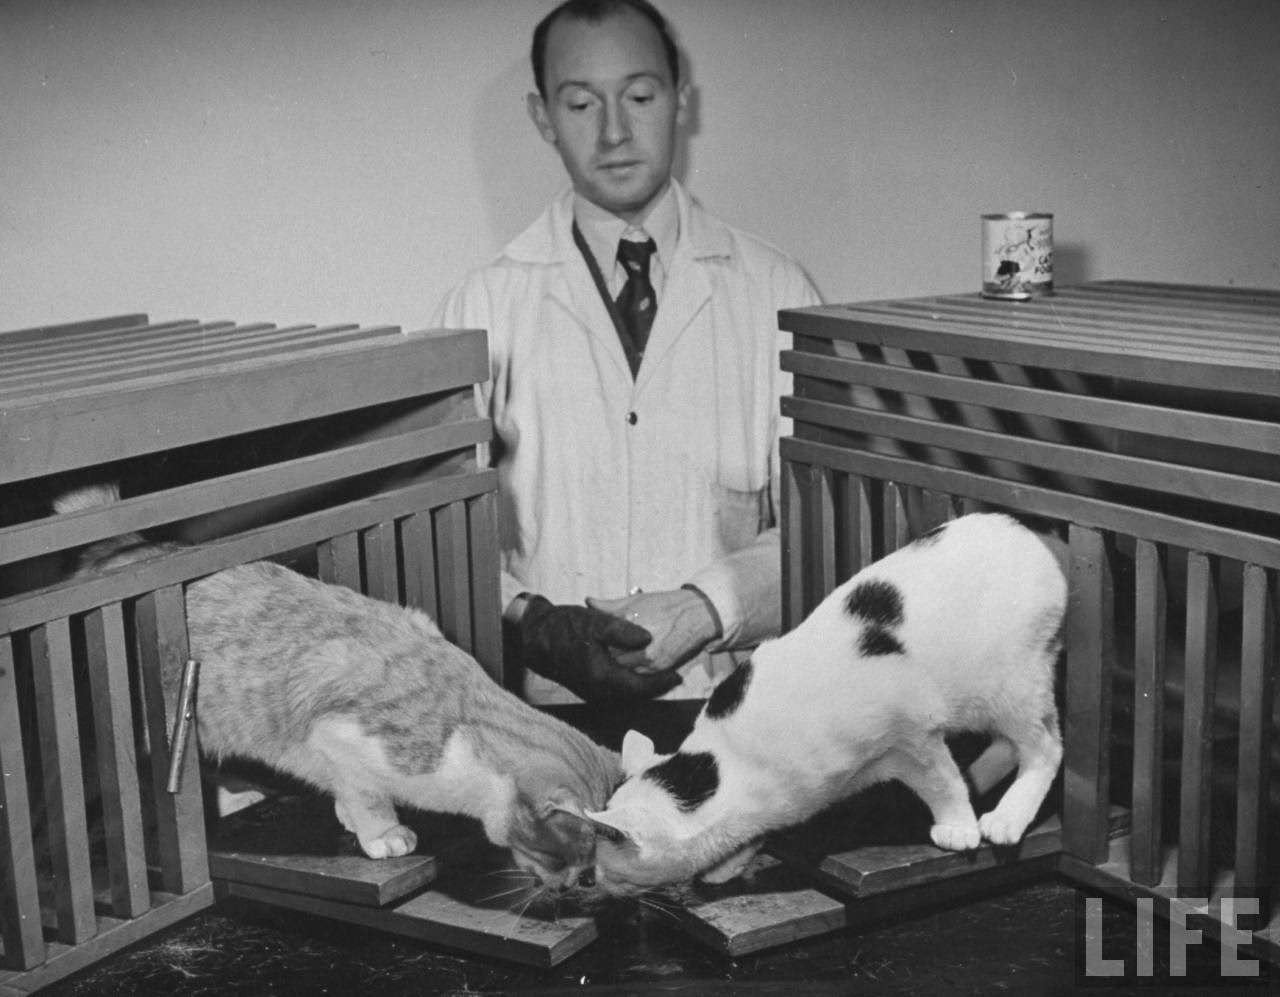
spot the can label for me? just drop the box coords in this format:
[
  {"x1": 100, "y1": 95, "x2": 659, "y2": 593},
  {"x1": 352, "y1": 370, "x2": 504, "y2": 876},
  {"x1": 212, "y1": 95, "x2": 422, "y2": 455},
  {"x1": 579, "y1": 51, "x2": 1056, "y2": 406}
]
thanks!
[{"x1": 981, "y1": 212, "x2": 1053, "y2": 299}]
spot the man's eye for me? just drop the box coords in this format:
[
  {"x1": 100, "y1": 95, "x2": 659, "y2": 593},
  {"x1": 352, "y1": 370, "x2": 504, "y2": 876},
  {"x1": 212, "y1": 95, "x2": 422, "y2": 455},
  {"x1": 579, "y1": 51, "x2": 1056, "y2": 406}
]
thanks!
[
  {"x1": 564, "y1": 93, "x2": 596, "y2": 112},
  {"x1": 628, "y1": 92, "x2": 655, "y2": 105}
]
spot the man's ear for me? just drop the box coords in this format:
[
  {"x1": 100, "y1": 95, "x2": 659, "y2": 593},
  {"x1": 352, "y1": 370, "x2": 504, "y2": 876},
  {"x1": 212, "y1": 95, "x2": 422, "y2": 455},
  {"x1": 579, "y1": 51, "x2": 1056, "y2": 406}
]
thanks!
[
  {"x1": 675, "y1": 81, "x2": 692, "y2": 129},
  {"x1": 526, "y1": 92, "x2": 557, "y2": 145},
  {"x1": 620, "y1": 729, "x2": 657, "y2": 776}
]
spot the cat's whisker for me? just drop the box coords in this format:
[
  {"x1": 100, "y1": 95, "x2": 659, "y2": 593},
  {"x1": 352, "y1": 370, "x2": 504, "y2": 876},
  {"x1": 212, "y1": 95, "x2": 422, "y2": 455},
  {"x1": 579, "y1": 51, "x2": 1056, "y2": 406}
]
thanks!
[
  {"x1": 636, "y1": 894, "x2": 683, "y2": 924},
  {"x1": 497, "y1": 887, "x2": 548, "y2": 942},
  {"x1": 476, "y1": 883, "x2": 537, "y2": 905},
  {"x1": 478, "y1": 867, "x2": 532, "y2": 881}
]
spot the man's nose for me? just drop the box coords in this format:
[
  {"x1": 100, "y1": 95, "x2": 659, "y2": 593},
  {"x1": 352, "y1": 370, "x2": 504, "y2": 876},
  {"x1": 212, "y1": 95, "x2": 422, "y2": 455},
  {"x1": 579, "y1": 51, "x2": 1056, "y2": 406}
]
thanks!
[{"x1": 600, "y1": 100, "x2": 631, "y2": 145}]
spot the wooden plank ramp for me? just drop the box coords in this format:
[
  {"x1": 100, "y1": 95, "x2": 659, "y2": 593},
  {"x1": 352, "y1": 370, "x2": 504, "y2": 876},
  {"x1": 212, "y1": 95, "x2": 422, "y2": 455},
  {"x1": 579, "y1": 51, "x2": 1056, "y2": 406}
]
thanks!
[
  {"x1": 661, "y1": 854, "x2": 846, "y2": 957},
  {"x1": 788, "y1": 808, "x2": 1129, "y2": 899},
  {"x1": 207, "y1": 792, "x2": 596, "y2": 968}
]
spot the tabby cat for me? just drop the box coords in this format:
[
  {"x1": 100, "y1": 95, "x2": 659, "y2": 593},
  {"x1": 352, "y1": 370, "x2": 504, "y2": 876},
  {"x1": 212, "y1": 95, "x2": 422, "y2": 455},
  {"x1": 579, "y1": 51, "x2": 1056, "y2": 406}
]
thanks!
[{"x1": 57, "y1": 485, "x2": 618, "y2": 889}]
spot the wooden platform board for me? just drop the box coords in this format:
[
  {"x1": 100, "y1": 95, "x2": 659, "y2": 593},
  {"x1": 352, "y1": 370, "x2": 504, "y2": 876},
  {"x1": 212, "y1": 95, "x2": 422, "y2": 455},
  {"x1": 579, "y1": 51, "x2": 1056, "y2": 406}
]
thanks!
[
  {"x1": 206, "y1": 787, "x2": 1098, "y2": 966},
  {"x1": 208, "y1": 793, "x2": 598, "y2": 968},
  {"x1": 217, "y1": 880, "x2": 599, "y2": 969},
  {"x1": 662, "y1": 854, "x2": 846, "y2": 957},
  {"x1": 771, "y1": 800, "x2": 1130, "y2": 900},
  {"x1": 208, "y1": 791, "x2": 437, "y2": 907}
]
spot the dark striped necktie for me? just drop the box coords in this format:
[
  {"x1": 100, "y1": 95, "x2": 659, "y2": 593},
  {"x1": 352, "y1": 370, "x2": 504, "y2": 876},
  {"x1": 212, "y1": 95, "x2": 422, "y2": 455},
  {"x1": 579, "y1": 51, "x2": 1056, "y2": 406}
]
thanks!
[{"x1": 615, "y1": 237, "x2": 658, "y2": 357}]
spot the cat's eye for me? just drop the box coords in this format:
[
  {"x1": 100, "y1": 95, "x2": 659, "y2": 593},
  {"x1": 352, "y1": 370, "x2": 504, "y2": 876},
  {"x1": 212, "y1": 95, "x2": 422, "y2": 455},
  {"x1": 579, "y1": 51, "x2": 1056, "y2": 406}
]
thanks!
[{"x1": 530, "y1": 848, "x2": 567, "y2": 872}]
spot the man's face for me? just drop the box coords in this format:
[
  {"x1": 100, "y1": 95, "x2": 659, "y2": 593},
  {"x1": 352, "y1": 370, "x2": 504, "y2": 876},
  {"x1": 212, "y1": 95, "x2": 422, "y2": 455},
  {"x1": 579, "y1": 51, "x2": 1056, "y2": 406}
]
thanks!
[{"x1": 528, "y1": 8, "x2": 688, "y2": 222}]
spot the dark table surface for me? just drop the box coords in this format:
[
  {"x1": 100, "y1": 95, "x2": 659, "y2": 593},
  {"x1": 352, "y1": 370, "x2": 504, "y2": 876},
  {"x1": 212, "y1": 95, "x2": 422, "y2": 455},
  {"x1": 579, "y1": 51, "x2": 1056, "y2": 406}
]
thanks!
[{"x1": 40, "y1": 702, "x2": 1272, "y2": 996}]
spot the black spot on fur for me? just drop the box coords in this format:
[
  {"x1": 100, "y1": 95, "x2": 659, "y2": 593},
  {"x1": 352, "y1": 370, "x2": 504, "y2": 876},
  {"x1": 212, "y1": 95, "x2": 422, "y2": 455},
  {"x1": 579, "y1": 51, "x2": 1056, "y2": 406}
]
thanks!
[
  {"x1": 643, "y1": 751, "x2": 719, "y2": 812},
  {"x1": 845, "y1": 579, "x2": 904, "y2": 629},
  {"x1": 859, "y1": 626, "x2": 906, "y2": 656},
  {"x1": 705, "y1": 661, "x2": 752, "y2": 720}
]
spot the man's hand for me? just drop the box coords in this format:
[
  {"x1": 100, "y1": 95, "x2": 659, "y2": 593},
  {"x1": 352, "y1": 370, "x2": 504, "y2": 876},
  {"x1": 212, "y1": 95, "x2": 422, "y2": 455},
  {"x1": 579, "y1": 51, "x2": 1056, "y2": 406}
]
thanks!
[
  {"x1": 516, "y1": 595, "x2": 681, "y2": 702},
  {"x1": 586, "y1": 588, "x2": 721, "y2": 675}
]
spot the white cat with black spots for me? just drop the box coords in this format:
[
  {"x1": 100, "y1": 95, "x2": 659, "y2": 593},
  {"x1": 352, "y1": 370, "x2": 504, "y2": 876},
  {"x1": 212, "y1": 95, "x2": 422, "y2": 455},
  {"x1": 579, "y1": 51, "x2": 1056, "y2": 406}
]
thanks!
[{"x1": 585, "y1": 512, "x2": 1068, "y2": 896}]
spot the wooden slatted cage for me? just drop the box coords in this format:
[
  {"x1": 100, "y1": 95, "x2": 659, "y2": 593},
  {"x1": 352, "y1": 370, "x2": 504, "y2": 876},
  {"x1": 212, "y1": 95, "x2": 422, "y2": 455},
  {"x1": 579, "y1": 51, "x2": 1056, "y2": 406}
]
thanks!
[
  {"x1": 0, "y1": 314, "x2": 499, "y2": 992},
  {"x1": 778, "y1": 282, "x2": 1280, "y2": 959}
]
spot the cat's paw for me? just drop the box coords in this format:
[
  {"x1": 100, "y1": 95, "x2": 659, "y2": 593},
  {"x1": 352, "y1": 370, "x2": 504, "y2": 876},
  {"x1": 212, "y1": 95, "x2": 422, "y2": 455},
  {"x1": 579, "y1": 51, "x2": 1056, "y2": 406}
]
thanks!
[
  {"x1": 930, "y1": 820, "x2": 981, "y2": 851},
  {"x1": 360, "y1": 824, "x2": 418, "y2": 859},
  {"x1": 978, "y1": 809, "x2": 1030, "y2": 846}
]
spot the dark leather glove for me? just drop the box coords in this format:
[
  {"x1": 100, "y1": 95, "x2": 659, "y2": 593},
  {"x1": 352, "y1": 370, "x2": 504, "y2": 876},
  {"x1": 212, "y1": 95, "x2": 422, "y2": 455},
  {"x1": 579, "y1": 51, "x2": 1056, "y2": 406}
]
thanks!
[{"x1": 516, "y1": 595, "x2": 682, "y2": 703}]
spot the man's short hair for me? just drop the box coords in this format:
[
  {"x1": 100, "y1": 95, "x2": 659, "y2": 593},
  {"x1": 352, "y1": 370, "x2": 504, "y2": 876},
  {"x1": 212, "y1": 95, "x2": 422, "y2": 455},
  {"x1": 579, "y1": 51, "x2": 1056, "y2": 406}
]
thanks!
[{"x1": 531, "y1": 0, "x2": 680, "y2": 99}]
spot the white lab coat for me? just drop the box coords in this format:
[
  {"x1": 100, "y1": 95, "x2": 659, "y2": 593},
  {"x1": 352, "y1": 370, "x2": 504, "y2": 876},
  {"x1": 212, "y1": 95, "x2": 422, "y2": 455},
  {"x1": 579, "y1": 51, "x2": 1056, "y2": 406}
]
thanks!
[{"x1": 432, "y1": 180, "x2": 821, "y2": 703}]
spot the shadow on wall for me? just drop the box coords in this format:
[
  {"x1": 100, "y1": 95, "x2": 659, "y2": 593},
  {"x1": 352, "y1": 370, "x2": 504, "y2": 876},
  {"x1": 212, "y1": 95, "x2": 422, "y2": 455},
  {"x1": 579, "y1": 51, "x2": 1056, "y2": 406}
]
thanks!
[
  {"x1": 1054, "y1": 242, "x2": 1093, "y2": 287},
  {"x1": 468, "y1": 47, "x2": 701, "y2": 250}
]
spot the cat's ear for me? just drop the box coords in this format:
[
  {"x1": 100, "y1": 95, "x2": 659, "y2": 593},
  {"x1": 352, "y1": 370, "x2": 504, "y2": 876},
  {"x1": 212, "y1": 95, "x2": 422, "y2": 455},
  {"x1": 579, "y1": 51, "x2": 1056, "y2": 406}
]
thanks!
[
  {"x1": 620, "y1": 730, "x2": 657, "y2": 776},
  {"x1": 541, "y1": 787, "x2": 587, "y2": 821},
  {"x1": 583, "y1": 807, "x2": 637, "y2": 846}
]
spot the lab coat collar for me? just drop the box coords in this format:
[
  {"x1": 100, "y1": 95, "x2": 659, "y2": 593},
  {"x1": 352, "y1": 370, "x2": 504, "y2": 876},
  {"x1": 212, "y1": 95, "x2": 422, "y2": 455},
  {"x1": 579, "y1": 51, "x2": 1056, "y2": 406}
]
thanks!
[
  {"x1": 501, "y1": 178, "x2": 734, "y2": 266},
  {"x1": 500, "y1": 179, "x2": 730, "y2": 390}
]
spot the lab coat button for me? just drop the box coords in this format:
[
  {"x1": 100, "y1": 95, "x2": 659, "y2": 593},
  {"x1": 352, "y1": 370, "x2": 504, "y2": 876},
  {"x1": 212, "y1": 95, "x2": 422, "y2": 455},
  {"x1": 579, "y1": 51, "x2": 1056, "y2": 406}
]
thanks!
[{"x1": 627, "y1": 411, "x2": 638, "y2": 425}]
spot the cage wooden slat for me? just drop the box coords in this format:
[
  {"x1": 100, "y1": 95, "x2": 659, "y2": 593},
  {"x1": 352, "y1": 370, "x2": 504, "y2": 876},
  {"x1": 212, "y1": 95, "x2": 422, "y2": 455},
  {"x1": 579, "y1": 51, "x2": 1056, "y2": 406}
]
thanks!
[
  {"x1": 872, "y1": 291, "x2": 1280, "y2": 345},
  {"x1": 1, "y1": 417, "x2": 490, "y2": 566},
  {"x1": 1, "y1": 328, "x2": 487, "y2": 485},
  {"x1": 467, "y1": 492, "x2": 504, "y2": 686},
  {"x1": 1076, "y1": 280, "x2": 1280, "y2": 314},
  {"x1": 1129, "y1": 539, "x2": 1167, "y2": 887},
  {"x1": 778, "y1": 437, "x2": 1280, "y2": 574},
  {"x1": 401, "y1": 511, "x2": 440, "y2": 623},
  {"x1": 361, "y1": 523, "x2": 399, "y2": 603},
  {"x1": 1, "y1": 319, "x2": 219, "y2": 362},
  {"x1": 801, "y1": 464, "x2": 838, "y2": 613},
  {"x1": 3, "y1": 321, "x2": 324, "y2": 368},
  {"x1": 1006, "y1": 293, "x2": 1280, "y2": 330},
  {"x1": 1, "y1": 473, "x2": 498, "y2": 637},
  {"x1": 1062, "y1": 525, "x2": 1115, "y2": 865},
  {"x1": 781, "y1": 306, "x2": 1280, "y2": 396},
  {"x1": 1234, "y1": 564, "x2": 1274, "y2": 902},
  {"x1": 784, "y1": 396, "x2": 1280, "y2": 517},
  {"x1": 434, "y1": 502, "x2": 472, "y2": 653},
  {"x1": 1, "y1": 318, "x2": 182, "y2": 357},
  {"x1": 885, "y1": 293, "x2": 1280, "y2": 341},
  {"x1": 781, "y1": 461, "x2": 805, "y2": 633},
  {"x1": 881, "y1": 482, "x2": 910, "y2": 555},
  {"x1": 29, "y1": 620, "x2": 97, "y2": 945},
  {"x1": 0, "y1": 638, "x2": 44, "y2": 970},
  {"x1": 1177, "y1": 551, "x2": 1220, "y2": 898},
  {"x1": 0, "y1": 323, "x2": 287, "y2": 384},
  {"x1": 0, "y1": 313, "x2": 151, "y2": 346},
  {"x1": 317, "y1": 532, "x2": 361, "y2": 593},
  {"x1": 2, "y1": 325, "x2": 391, "y2": 396},
  {"x1": 782, "y1": 350, "x2": 1280, "y2": 456},
  {"x1": 83, "y1": 603, "x2": 150, "y2": 919},
  {"x1": 134, "y1": 587, "x2": 208, "y2": 896}
]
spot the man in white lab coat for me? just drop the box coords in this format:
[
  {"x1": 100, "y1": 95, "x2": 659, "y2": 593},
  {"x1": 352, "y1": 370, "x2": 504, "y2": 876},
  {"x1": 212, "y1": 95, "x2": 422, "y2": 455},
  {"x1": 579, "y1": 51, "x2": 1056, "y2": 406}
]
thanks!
[{"x1": 433, "y1": 0, "x2": 820, "y2": 706}]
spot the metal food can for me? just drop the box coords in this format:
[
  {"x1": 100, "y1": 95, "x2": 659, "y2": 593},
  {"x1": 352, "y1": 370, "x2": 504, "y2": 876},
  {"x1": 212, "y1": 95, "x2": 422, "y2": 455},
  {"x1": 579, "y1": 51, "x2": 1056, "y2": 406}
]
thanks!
[{"x1": 981, "y1": 212, "x2": 1053, "y2": 299}]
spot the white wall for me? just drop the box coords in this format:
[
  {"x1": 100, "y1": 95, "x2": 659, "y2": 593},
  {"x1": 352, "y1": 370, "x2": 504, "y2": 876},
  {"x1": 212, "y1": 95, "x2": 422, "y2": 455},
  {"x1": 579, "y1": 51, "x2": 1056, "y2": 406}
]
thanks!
[{"x1": 2, "y1": 0, "x2": 1278, "y2": 331}]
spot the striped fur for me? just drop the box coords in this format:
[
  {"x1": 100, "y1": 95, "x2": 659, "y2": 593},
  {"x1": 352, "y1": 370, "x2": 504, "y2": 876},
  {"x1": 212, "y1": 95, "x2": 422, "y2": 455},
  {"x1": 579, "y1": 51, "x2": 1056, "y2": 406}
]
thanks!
[{"x1": 58, "y1": 486, "x2": 619, "y2": 888}]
